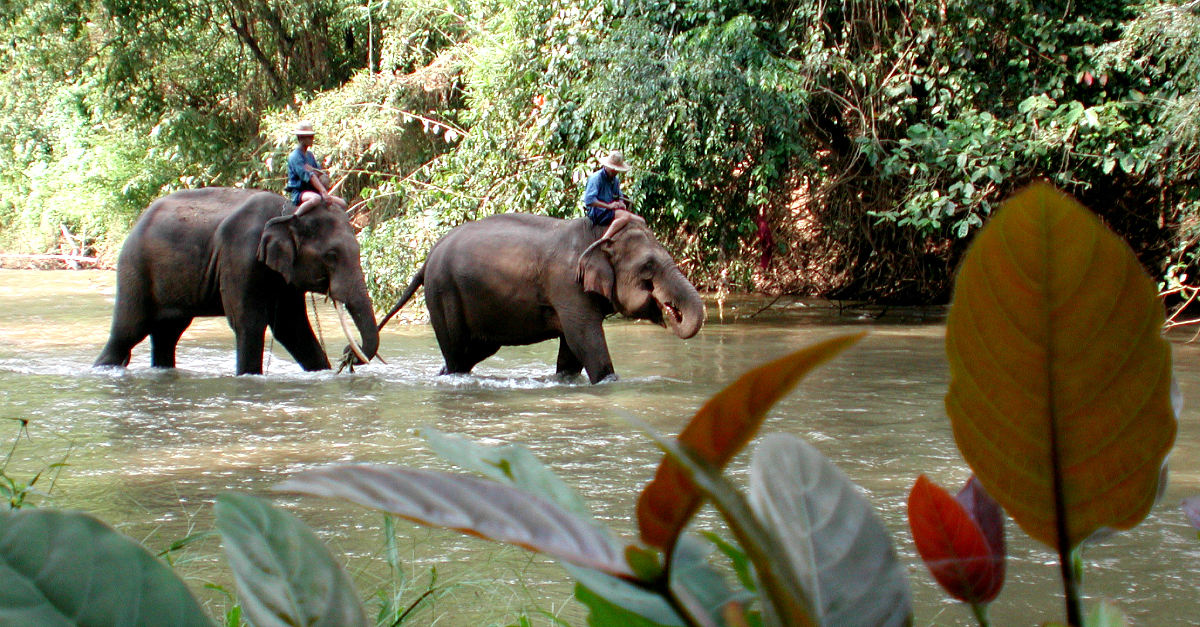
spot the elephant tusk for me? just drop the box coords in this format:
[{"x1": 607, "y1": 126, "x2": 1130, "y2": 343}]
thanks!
[{"x1": 333, "y1": 300, "x2": 372, "y2": 365}]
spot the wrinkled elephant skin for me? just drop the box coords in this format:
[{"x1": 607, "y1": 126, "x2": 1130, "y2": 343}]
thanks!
[
  {"x1": 95, "y1": 188, "x2": 379, "y2": 375},
  {"x1": 379, "y1": 214, "x2": 705, "y2": 383}
]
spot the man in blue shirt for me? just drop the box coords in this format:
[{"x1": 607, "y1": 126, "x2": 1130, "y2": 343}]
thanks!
[
  {"x1": 583, "y1": 150, "x2": 644, "y2": 239},
  {"x1": 286, "y1": 121, "x2": 347, "y2": 216}
]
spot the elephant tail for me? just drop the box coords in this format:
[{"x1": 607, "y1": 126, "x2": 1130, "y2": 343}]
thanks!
[{"x1": 377, "y1": 265, "x2": 426, "y2": 331}]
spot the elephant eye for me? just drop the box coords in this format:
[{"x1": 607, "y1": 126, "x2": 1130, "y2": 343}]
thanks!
[
  {"x1": 639, "y1": 260, "x2": 656, "y2": 279},
  {"x1": 324, "y1": 249, "x2": 339, "y2": 263}
]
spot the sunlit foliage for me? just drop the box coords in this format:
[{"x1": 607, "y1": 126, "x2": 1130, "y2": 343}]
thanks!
[{"x1": 4, "y1": 0, "x2": 1200, "y2": 304}]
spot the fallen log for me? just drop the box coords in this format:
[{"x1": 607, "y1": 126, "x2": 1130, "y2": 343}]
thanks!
[{"x1": 0, "y1": 253, "x2": 99, "y2": 263}]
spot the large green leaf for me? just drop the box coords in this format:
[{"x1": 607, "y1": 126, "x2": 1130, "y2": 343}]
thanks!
[
  {"x1": 214, "y1": 493, "x2": 368, "y2": 627},
  {"x1": 276, "y1": 464, "x2": 633, "y2": 577},
  {"x1": 418, "y1": 427, "x2": 596, "y2": 520},
  {"x1": 945, "y1": 181, "x2": 1176, "y2": 549},
  {"x1": 0, "y1": 508, "x2": 214, "y2": 627},
  {"x1": 574, "y1": 583, "x2": 673, "y2": 627},
  {"x1": 568, "y1": 566, "x2": 682, "y2": 626},
  {"x1": 565, "y1": 532, "x2": 754, "y2": 627},
  {"x1": 669, "y1": 533, "x2": 756, "y2": 624},
  {"x1": 748, "y1": 433, "x2": 911, "y2": 627},
  {"x1": 637, "y1": 333, "x2": 865, "y2": 555}
]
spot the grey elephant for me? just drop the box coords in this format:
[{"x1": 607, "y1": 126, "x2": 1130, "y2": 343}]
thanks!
[
  {"x1": 377, "y1": 213, "x2": 705, "y2": 383},
  {"x1": 95, "y1": 188, "x2": 378, "y2": 375}
]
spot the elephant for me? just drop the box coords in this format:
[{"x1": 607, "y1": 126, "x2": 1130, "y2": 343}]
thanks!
[
  {"x1": 94, "y1": 187, "x2": 379, "y2": 375},
  {"x1": 377, "y1": 213, "x2": 706, "y2": 383}
]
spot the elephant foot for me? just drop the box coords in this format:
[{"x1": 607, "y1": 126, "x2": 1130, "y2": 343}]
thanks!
[
  {"x1": 553, "y1": 371, "x2": 586, "y2": 384},
  {"x1": 587, "y1": 371, "x2": 619, "y2": 385}
]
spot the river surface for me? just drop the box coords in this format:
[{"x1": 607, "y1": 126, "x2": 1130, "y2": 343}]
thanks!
[{"x1": 0, "y1": 269, "x2": 1197, "y2": 626}]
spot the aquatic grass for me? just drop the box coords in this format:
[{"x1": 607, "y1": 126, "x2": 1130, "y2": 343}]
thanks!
[
  {"x1": 350, "y1": 522, "x2": 581, "y2": 627},
  {"x1": 150, "y1": 504, "x2": 577, "y2": 627},
  {"x1": 0, "y1": 416, "x2": 73, "y2": 509}
]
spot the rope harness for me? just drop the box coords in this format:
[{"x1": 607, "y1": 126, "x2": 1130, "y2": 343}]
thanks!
[{"x1": 263, "y1": 294, "x2": 327, "y2": 376}]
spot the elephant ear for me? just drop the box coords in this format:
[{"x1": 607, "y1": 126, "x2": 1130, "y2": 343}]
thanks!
[
  {"x1": 578, "y1": 238, "x2": 615, "y2": 301},
  {"x1": 258, "y1": 215, "x2": 298, "y2": 284}
]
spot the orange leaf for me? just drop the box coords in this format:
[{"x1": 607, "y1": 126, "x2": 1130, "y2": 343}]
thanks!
[
  {"x1": 945, "y1": 181, "x2": 1175, "y2": 549},
  {"x1": 637, "y1": 332, "x2": 865, "y2": 553}
]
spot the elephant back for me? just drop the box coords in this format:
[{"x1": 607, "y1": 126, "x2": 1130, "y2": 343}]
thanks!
[{"x1": 119, "y1": 188, "x2": 277, "y2": 303}]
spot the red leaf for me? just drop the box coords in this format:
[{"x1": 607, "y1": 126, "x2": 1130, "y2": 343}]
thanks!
[
  {"x1": 908, "y1": 475, "x2": 1005, "y2": 604},
  {"x1": 636, "y1": 333, "x2": 865, "y2": 554}
]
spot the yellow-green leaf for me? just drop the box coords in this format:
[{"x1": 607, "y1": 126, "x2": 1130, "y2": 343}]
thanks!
[
  {"x1": 637, "y1": 332, "x2": 865, "y2": 553},
  {"x1": 945, "y1": 181, "x2": 1175, "y2": 550}
]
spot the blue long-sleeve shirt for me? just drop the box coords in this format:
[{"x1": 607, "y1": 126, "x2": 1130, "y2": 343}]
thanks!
[
  {"x1": 285, "y1": 148, "x2": 320, "y2": 205},
  {"x1": 582, "y1": 168, "x2": 623, "y2": 226}
]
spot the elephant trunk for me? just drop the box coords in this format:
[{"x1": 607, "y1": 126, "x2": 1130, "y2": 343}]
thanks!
[
  {"x1": 655, "y1": 266, "x2": 706, "y2": 340},
  {"x1": 331, "y1": 275, "x2": 379, "y2": 363},
  {"x1": 343, "y1": 296, "x2": 380, "y2": 362}
]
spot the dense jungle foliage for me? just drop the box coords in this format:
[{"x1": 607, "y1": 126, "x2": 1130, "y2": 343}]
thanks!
[{"x1": 3, "y1": 0, "x2": 1200, "y2": 303}]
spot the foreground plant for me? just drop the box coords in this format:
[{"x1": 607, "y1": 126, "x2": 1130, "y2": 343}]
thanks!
[
  {"x1": 0, "y1": 181, "x2": 1180, "y2": 627},
  {"x1": 277, "y1": 332, "x2": 902, "y2": 627},
  {"x1": 277, "y1": 182, "x2": 1177, "y2": 627},
  {"x1": 929, "y1": 181, "x2": 1175, "y2": 626},
  {"x1": 908, "y1": 475, "x2": 1006, "y2": 626}
]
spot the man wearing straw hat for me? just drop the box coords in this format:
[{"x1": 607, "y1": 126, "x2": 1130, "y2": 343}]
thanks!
[
  {"x1": 286, "y1": 121, "x2": 347, "y2": 216},
  {"x1": 582, "y1": 150, "x2": 644, "y2": 240}
]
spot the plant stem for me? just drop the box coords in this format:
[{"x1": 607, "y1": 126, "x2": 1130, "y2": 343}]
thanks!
[
  {"x1": 657, "y1": 577, "x2": 709, "y2": 627},
  {"x1": 1058, "y1": 545, "x2": 1083, "y2": 625},
  {"x1": 971, "y1": 602, "x2": 991, "y2": 627}
]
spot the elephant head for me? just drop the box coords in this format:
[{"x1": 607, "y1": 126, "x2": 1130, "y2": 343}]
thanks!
[
  {"x1": 257, "y1": 204, "x2": 380, "y2": 362},
  {"x1": 579, "y1": 223, "x2": 706, "y2": 339}
]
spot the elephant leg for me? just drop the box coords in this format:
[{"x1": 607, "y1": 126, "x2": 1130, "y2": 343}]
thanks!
[
  {"x1": 561, "y1": 319, "x2": 616, "y2": 384},
  {"x1": 450, "y1": 341, "x2": 501, "y2": 374},
  {"x1": 426, "y1": 290, "x2": 502, "y2": 375},
  {"x1": 224, "y1": 293, "x2": 270, "y2": 375},
  {"x1": 149, "y1": 317, "x2": 193, "y2": 368},
  {"x1": 95, "y1": 324, "x2": 147, "y2": 368},
  {"x1": 95, "y1": 285, "x2": 151, "y2": 368},
  {"x1": 429, "y1": 290, "x2": 470, "y2": 374},
  {"x1": 232, "y1": 323, "x2": 268, "y2": 375},
  {"x1": 435, "y1": 331, "x2": 501, "y2": 375},
  {"x1": 555, "y1": 338, "x2": 584, "y2": 378},
  {"x1": 269, "y1": 292, "x2": 331, "y2": 371}
]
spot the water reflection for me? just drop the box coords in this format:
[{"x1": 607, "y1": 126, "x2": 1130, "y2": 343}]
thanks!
[{"x1": 0, "y1": 269, "x2": 1198, "y2": 626}]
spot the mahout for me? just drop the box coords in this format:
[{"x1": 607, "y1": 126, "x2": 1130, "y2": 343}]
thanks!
[
  {"x1": 378, "y1": 213, "x2": 705, "y2": 383},
  {"x1": 95, "y1": 188, "x2": 378, "y2": 375}
]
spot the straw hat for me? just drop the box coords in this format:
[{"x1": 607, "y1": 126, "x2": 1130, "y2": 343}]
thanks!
[
  {"x1": 599, "y1": 150, "x2": 631, "y2": 172},
  {"x1": 294, "y1": 121, "x2": 316, "y2": 137}
]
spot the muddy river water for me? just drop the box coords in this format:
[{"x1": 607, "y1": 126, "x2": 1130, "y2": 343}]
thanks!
[{"x1": 0, "y1": 269, "x2": 1197, "y2": 626}]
